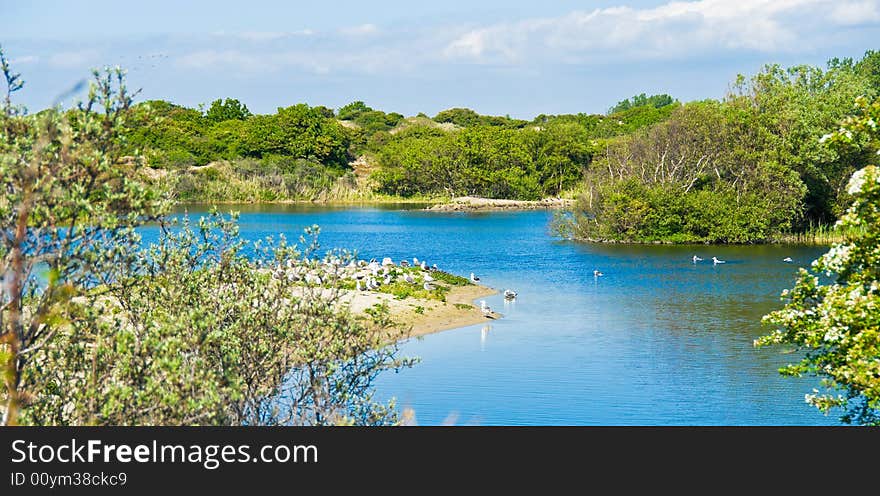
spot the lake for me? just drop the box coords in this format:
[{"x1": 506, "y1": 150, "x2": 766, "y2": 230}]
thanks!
[{"x1": 173, "y1": 203, "x2": 838, "y2": 426}]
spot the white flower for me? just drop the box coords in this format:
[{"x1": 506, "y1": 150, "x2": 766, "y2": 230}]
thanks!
[{"x1": 847, "y1": 168, "x2": 868, "y2": 195}]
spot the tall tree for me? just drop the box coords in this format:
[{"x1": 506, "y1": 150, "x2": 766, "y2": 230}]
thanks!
[{"x1": 757, "y1": 96, "x2": 880, "y2": 425}]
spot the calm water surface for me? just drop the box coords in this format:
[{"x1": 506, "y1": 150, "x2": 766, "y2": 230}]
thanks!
[{"x1": 174, "y1": 203, "x2": 839, "y2": 425}]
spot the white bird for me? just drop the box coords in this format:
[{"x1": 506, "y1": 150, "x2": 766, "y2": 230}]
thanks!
[
  {"x1": 712, "y1": 256, "x2": 726, "y2": 265},
  {"x1": 431, "y1": 264, "x2": 438, "y2": 271},
  {"x1": 413, "y1": 257, "x2": 419, "y2": 266},
  {"x1": 420, "y1": 261, "x2": 427, "y2": 270},
  {"x1": 403, "y1": 273, "x2": 415, "y2": 284},
  {"x1": 480, "y1": 300, "x2": 492, "y2": 318},
  {"x1": 423, "y1": 282, "x2": 436, "y2": 291},
  {"x1": 503, "y1": 289, "x2": 517, "y2": 300},
  {"x1": 692, "y1": 255, "x2": 703, "y2": 263},
  {"x1": 783, "y1": 257, "x2": 793, "y2": 263},
  {"x1": 593, "y1": 270, "x2": 603, "y2": 277},
  {"x1": 382, "y1": 257, "x2": 394, "y2": 266},
  {"x1": 400, "y1": 260, "x2": 410, "y2": 267},
  {"x1": 384, "y1": 275, "x2": 392, "y2": 285},
  {"x1": 470, "y1": 272, "x2": 480, "y2": 283},
  {"x1": 423, "y1": 274, "x2": 434, "y2": 282}
]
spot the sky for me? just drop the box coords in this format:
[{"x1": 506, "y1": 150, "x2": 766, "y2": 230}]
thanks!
[{"x1": 2, "y1": 0, "x2": 879, "y2": 118}]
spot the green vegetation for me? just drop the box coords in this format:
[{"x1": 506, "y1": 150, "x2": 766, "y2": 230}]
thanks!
[
  {"x1": 0, "y1": 49, "x2": 411, "y2": 426},
  {"x1": 609, "y1": 93, "x2": 676, "y2": 113},
  {"x1": 757, "y1": 97, "x2": 880, "y2": 425},
  {"x1": 561, "y1": 51, "x2": 880, "y2": 243}
]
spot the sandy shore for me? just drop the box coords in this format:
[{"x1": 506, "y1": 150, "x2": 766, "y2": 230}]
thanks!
[
  {"x1": 426, "y1": 196, "x2": 574, "y2": 212},
  {"x1": 343, "y1": 283, "x2": 500, "y2": 340}
]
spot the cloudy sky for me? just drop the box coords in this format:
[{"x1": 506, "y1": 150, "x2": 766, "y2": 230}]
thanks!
[{"x1": 2, "y1": 0, "x2": 879, "y2": 118}]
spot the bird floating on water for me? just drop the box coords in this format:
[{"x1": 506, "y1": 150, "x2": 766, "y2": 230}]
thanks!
[
  {"x1": 783, "y1": 257, "x2": 793, "y2": 263},
  {"x1": 503, "y1": 289, "x2": 517, "y2": 300},
  {"x1": 692, "y1": 255, "x2": 703, "y2": 263},
  {"x1": 712, "y1": 256, "x2": 726, "y2": 265},
  {"x1": 470, "y1": 272, "x2": 480, "y2": 283},
  {"x1": 593, "y1": 270, "x2": 603, "y2": 277}
]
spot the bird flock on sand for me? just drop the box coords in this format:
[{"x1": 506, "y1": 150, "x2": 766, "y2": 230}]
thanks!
[{"x1": 274, "y1": 253, "x2": 512, "y2": 319}]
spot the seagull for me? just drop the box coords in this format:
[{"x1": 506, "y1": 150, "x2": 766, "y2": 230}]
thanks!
[
  {"x1": 470, "y1": 272, "x2": 480, "y2": 283},
  {"x1": 413, "y1": 257, "x2": 419, "y2": 266},
  {"x1": 400, "y1": 260, "x2": 410, "y2": 267},
  {"x1": 480, "y1": 300, "x2": 492, "y2": 318},
  {"x1": 593, "y1": 270, "x2": 603, "y2": 277},
  {"x1": 384, "y1": 275, "x2": 392, "y2": 285},
  {"x1": 423, "y1": 282, "x2": 436, "y2": 291},
  {"x1": 783, "y1": 257, "x2": 793, "y2": 263},
  {"x1": 382, "y1": 257, "x2": 394, "y2": 266},
  {"x1": 431, "y1": 264, "x2": 438, "y2": 271},
  {"x1": 420, "y1": 261, "x2": 427, "y2": 270},
  {"x1": 423, "y1": 273, "x2": 434, "y2": 282},
  {"x1": 503, "y1": 289, "x2": 517, "y2": 300},
  {"x1": 692, "y1": 255, "x2": 703, "y2": 263},
  {"x1": 712, "y1": 256, "x2": 726, "y2": 265},
  {"x1": 403, "y1": 273, "x2": 415, "y2": 284}
]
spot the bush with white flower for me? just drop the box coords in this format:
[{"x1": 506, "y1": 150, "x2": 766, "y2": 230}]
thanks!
[{"x1": 757, "y1": 97, "x2": 880, "y2": 425}]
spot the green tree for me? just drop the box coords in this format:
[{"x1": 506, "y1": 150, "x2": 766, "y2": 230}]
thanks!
[
  {"x1": 204, "y1": 98, "x2": 251, "y2": 123},
  {"x1": 757, "y1": 97, "x2": 880, "y2": 425},
  {"x1": 337, "y1": 100, "x2": 372, "y2": 121},
  {"x1": 22, "y1": 215, "x2": 411, "y2": 425},
  {"x1": 610, "y1": 93, "x2": 676, "y2": 113},
  {"x1": 0, "y1": 55, "x2": 167, "y2": 425}
]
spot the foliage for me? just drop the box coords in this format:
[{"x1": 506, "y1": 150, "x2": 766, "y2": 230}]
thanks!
[
  {"x1": 757, "y1": 97, "x2": 880, "y2": 425},
  {"x1": 21, "y1": 215, "x2": 413, "y2": 425},
  {"x1": 1, "y1": 58, "x2": 167, "y2": 425},
  {"x1": 564, "y1": 52, "x2": 879, "y2": 243},
  {"x1": 205, "y1": 98, "x2": 251, "y2": 124},
  {"x1": 1, "y1": 53, "x2": 411, "y2": 426},
  {"x1": 757, "y1": 132, "x2": 879, "y2": 426},
  {"x1": 433, "y1": 107, "x2": 527, "y2": 128},
  {"x1": 609, "y1": 93, "x2": 676, "y2": 113}
]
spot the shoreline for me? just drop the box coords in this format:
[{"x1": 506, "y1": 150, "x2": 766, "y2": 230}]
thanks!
[
  {"x1": 425, "y1": 196, "x2": 575, "y2": 212},
  {"x1": 344, "y1": 283, "x2": 500, "y2": 341}
]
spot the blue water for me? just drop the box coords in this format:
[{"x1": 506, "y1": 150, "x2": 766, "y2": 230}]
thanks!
[{"x1": 170, "y1": 204, "x2": 839, "y2": 426}]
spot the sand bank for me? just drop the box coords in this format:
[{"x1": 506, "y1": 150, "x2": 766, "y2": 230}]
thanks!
[
  {"x1": 425, "y1": 196, "x2": 574, "y2": 212},
  {"x1": 344, "y1": 283, "x2": 499, "y2": 340}
]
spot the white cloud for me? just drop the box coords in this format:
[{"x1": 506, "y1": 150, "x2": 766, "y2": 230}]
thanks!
[
  {"x1": 174, "y1": 46, "x2": 409, "y2": 75},
  {"x1": 443, "y1": 0, "x2": 880, "y2": 63},
  {"x1": 234, "y1": 30, "x2": 315, "y2": 42},
  {"x1": 10, "y1": 55, "x2": 39, "y2": 65},
  {"x1": 47, "y1": 50, "x2": 99, "y2": 68},
  {"x1": 339, "y1": 23, "x2": 380, "y2": 37}
]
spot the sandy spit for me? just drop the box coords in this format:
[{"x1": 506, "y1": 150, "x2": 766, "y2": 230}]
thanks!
[{"x1": 343, "y1": 283, "x2": 500, "y2": 340}]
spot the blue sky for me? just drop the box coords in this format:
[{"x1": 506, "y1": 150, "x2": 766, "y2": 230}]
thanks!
[{"x1": 2, "y1": 0, "x2": 879, "y2": 118}]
